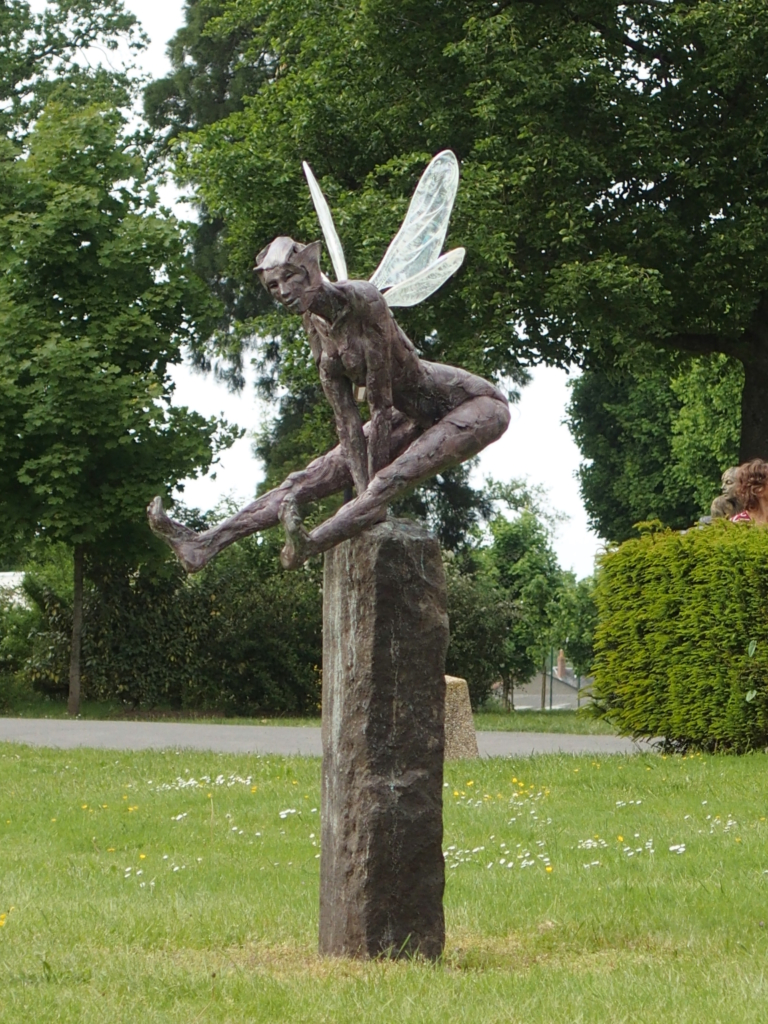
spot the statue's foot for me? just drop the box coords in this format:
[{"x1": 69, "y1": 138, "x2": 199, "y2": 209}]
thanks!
[
  {"x1": 146, "y1": 496, "x2": 210, "y2": 574},
  {"x1": 279, "y1": 496, "x2": 314, "y2": 569}
]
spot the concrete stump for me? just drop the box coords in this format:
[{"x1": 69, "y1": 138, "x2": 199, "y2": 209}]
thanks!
[
  {"x1": 320, "y1": 519, "x2": 449, "y2": 960},
  {"x1": 444, "y1": 676, "x2": 479, "y2": 759}
]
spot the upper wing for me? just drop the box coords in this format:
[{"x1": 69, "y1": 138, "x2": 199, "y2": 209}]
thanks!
[
  {"x1": 369, "y1": 150, "x2": 459, "y2": 292},
  {"x1": 382, "y1": 248, "x2": 465, "y2": 308},
  {"x1": 303, "y1": 162, "x2": 348, "y2": 282}
]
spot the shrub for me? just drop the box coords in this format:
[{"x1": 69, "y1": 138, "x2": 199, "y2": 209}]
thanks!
[
  {"x1": 0, "y1": 593, "x2": 40, "y2": 708},
  {"x1": 444, "y1": 558, "x2": 517, "y2": 709},
  {"x1": 591, "y1": 520, "x2": 768, "y2": 751},
  {"x1": 84, "y1": 531, "x2": 323, "y2": 715}
]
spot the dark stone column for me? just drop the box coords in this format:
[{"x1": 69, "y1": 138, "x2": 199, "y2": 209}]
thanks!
[{"x1": 319, "y1": 519, "x2": 449, "y2": 960}]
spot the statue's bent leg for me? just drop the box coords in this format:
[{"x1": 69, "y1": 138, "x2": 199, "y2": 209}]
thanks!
[
  {"x1": 148, "y1": 413, "x2": 422, "y2": 572},
  {"x1": 280, "y1": 395, "x2": 510, "y2": 567}
]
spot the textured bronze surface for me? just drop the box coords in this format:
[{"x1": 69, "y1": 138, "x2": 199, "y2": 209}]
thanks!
[{"x1": 147, "y1": 239, "x2": 509, "y2": 572}]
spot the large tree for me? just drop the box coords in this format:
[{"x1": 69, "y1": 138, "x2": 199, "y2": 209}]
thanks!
[
  {"x1": 0, "y1": 101, "x2": 238, "y2": 714},
  {"x1": 148, "y1": 0, "x2": 768, "y2": 460},
  {"x1": 568, "y1": 351, "x2": 741, "y2": 541},
  {"x1": 1, "y1": 0, "x2": 141, "y2": 137}
]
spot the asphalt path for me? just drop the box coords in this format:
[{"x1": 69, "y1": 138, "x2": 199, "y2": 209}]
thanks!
[{"x1": 0, "y1": 718, "x2": 652, "y2": 758}]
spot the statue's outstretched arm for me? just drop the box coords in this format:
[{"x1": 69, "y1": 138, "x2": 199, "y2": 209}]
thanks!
[
  {"x1": 363, "y1": 324, "x2": 393, "y2": 480},
  {"x1": 319, "y1": 366, "x2": 369, "y2": 496}
]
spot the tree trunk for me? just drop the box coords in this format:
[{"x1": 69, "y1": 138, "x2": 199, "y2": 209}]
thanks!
[
  {"x1": 67, "y1": 544, "x2": 84, "y2": 717},
  {"x1": 540, "y1": 659, "x2": 547, "y2": 711},
  {"x1": 739, "y1": 356, "x2": 768, "y2": 462}
]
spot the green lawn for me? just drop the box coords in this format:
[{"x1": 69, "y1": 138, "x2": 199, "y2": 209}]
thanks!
[
  {"x1": 473, "y1": 709, "x2": 614, "y2": 734},
  {"x1": 2, "y1": 744, "x2": 768, "y2": 1022},
  {"x1": 2, "y1": 699, "x2": 615, "y2": 734}
]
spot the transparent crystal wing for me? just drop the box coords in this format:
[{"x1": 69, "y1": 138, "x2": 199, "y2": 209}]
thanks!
[
  {"x1": 383, "y1": 248, "x2": 465, "y2": 308},
  {"x1": 303, "y1": 161, "x2": 348, "y2": 282},
  {"x1": 370, "y1": 151, "x2": 459, "y2": 292}
]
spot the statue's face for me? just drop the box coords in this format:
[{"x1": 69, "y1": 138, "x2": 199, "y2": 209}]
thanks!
[{"x1": 260, "y1": 263, "x2": 314, "y2": 313}]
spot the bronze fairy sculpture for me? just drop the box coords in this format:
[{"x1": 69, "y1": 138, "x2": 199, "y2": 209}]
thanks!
[{"x1": 148, "y1": 152, "x2": 510, "y2": 569}]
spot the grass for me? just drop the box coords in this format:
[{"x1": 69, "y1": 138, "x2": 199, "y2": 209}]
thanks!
[
  {"x1": 473, "y1": 709, "x2": 615, "y2": 734},
  {"x1": 2, "y1": 698, "x2": 616, "y2": 734},
  {"x1": 2, "y1": 744, "x2": 768, "y2": 1022}
]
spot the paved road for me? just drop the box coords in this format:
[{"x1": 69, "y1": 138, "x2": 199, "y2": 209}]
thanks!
[{"x1": 0, "y1": 718, "x2": 652, "y2": 757}]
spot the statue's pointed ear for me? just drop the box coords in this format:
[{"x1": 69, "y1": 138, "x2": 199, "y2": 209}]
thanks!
[{"x1": 297, "y1": 240, "x2": 322, "y2": 267}]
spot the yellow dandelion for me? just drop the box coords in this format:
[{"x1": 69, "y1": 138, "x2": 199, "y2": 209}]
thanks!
[
  {"x1": 251, "y1": 786, "x2": 258, "y2": 793},
  {"x1": 467, "y1": 781, "x2": 474, "y2": 786},
  {"x1": 102, "y1": 804, "x2": 108, "y2": 809},
  {"x1": 81, "y1": 804, "x2": 88, "y2": 809},
  {"x1": 107, "y1": 848, "x2": 115, "y2": 852},
  {"x1": 50, "y1": 818, "x2": 56, "y2": 823},
  {"x1": 545, "y1": 866, "x2": 553, "y2": 873},
  {"x1": 617, "y1": 836, "x2": 624, "y2": 842},
  {"x1": 453, "y1": 790, "x2": 459, "y2": 797},
  {"x1": 122, "y1": 795, "x2": 128, "y2": 801},
  {"x1": 139, "y1": 854, "x2": 146, "y2": 860}
]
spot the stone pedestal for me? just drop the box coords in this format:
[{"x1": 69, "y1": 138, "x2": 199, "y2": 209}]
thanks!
[
  {"x1": 444, "y1": 676, "x2": 479, "y2": 759},
  {"x1": 320, "y1": 519, "x2": 449, "y2": 960}
]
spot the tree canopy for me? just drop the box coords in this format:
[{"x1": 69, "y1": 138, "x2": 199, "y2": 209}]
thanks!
[
  {"x1": 148, "y1": 0, "x2": 768, "y2": 463},
  {"x1": 0, "y1": 100, "x2": 240, "y2": 710},
  {"x1": 1, "y1": 0, "x2": 141, "y2": 137},
  {"x1": 568, "y1": 352, "x2": 741, "y2": 542}
]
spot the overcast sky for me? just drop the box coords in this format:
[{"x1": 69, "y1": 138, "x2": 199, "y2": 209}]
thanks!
[{"x1": 34, "y1": 0, "x2": 605, "y2": 578}]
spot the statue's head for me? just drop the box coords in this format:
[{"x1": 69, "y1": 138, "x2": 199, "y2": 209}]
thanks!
[{"x1": 254, "y1": 236, "x2": 323, "y2": 313}]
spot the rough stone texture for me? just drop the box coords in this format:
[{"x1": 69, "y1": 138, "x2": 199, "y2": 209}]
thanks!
[
  {"x1": 444, "y1": 676, "x2": 479, "y2": 760},
  {"x1": 320, "y1": 519, "x2": 449, "y2": 960}
]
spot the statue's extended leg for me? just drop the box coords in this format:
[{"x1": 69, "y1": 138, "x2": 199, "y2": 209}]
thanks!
[
  {"x1": 148, "y1": 414, "x2": 422, "y2": 572},
  {"x1": 279, "y1": 395, "x2": 510, "y2": 568}
]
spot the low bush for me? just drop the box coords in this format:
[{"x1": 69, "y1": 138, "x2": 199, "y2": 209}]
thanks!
[
  {"x1": 591, "y1": 520, "x2": 768, "y2": 751},
  {"x1": 84, "y1": 531, "x2": 324, "y2": 714}
]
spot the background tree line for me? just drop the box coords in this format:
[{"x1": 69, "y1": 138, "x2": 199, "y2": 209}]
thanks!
[
  {"x1": 144, "y1": 0, "x2": 764, "y2": 544},
  {"x1": 11, "y1": 0, "x2": 766, "y2": 711},
  {"x1": 1, "y1": 481, "x2": 594, "y2": 714}
]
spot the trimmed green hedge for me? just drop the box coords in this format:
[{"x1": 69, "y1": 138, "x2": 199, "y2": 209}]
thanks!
[{"x1": 592, "y1": 520, "x2": 768, "y2": 752}]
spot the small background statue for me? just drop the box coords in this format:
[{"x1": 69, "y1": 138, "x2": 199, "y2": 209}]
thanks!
[
  {"x1": 149, "y1": 152, "x2": 510, "y2": 569},
  {"x1": 710, "y1": 467, "x2": 743, "y2": 520}
]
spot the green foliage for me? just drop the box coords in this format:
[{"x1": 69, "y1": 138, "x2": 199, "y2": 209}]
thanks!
[
  {"x1": 0, "y1": 102, "x2": 239, "y2": 562},
  {"x1": 486, "y1": 510, "x2": 565, "y2": 690},
  {"x1": 149, "y1": 0, "x2": 768, "y2": 455},
  {"x1": 568, "y1": 354, "x2": 741, "y2": 542},
  {"x1": 556, "y1": 575, "x2": 598, "y2": 681},
  {"x1": 443, "y1": 495, "x2": 573, "y2": 707},
  {"x1": 592, "y1": 521, "x2": 768, "y2": 751},
  {"x1": 0, "y1": 0, "x2": 140, "y2": 137},
  {"x1": 16, "y1": 530, "x2": 323, "y2": 715},
  {"x1": 444, "y1": 556, "x2": 516, "y2": 708},
  {"x1": 0, "y1": 591, "x2": 39, "y2": 709}
]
